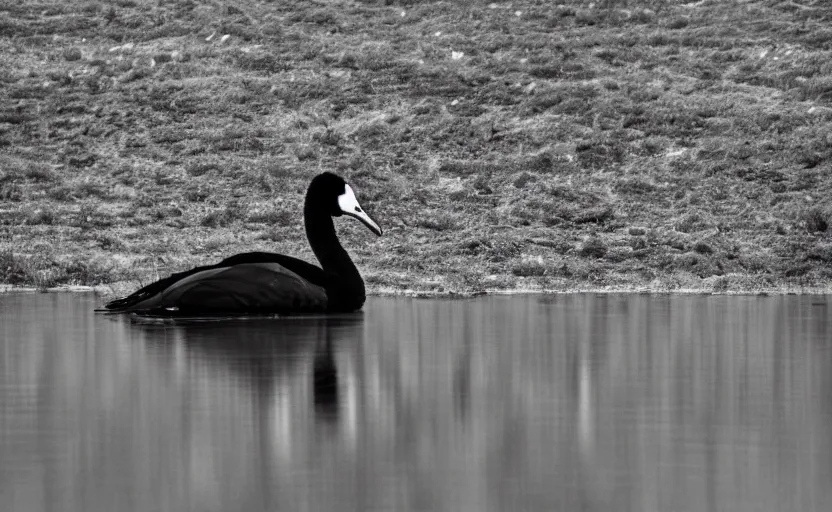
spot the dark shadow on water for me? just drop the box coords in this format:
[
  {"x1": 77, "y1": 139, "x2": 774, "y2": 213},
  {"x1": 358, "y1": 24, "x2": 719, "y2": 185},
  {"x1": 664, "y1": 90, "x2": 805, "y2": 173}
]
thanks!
[
  {"x1": 121, "y1": 314, "x2": 365, "y2": 426},
  {"x1": 312, "y1": 325, "x2": 340, "y2": 423}
]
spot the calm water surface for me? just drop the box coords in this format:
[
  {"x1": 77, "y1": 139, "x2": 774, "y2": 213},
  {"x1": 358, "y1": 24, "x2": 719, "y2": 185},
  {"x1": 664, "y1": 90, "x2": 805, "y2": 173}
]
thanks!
[{"x1": 1, "y1": 293, "x2": 830, "y2": 512}]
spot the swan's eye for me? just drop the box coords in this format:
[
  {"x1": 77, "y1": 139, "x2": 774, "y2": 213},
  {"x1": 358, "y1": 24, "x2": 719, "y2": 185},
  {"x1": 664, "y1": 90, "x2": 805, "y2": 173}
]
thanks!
[{"x1": 355, "y1": 206, "x2": 362, "y2": 213}]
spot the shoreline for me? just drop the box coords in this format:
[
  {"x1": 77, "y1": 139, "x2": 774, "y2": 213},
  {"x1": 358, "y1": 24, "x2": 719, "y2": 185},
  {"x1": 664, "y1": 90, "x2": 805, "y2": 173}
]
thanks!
[{"x1": 3, "y1": 283, "x2": 830, "y2": 297}]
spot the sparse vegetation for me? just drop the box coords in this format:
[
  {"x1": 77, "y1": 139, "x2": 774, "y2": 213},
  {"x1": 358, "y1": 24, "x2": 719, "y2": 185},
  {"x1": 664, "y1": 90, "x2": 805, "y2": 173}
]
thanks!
[{"x1": 1, "y1": 0, "x2": 831, "y2": 295}]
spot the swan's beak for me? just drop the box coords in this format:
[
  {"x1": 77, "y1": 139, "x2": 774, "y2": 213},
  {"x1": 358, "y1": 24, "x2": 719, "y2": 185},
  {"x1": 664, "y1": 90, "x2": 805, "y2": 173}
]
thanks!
[{"x1": 338, "y1": 185, "x2": 383, "y2": 236}]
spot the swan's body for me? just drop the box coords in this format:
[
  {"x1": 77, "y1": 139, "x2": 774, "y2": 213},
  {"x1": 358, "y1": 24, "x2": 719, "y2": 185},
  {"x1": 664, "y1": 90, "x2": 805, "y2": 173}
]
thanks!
[{"x1": 104, "y1": 173, "x2": 381, "y2": 316}]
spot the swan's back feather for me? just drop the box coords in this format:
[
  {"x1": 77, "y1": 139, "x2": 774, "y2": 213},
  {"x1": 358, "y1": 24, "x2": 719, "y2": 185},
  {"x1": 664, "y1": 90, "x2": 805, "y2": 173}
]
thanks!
[{"x1": 119, "y1": 262, "x2": 327, "y2": 315}]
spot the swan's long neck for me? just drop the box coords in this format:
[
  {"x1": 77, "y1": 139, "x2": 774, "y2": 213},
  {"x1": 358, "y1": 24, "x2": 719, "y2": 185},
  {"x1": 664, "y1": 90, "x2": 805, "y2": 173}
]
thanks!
[{"x1": 303, "y1": 203, "x2": 365, "y2": 312}]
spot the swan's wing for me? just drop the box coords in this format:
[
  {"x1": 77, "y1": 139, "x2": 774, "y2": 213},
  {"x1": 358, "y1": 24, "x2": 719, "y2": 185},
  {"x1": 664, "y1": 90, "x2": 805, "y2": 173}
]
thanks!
[
  {"x1": 105, "y1": 264, "x2": 212, "y2": 310},
  {"x1": 217, "y1": 252, "x2": 327, "y2": 286},
  {"x1": 105, "y1": 252, "x2": 325, "y2": 311},
  {"x1": 123, "y1": 262, "x2": 328, "y2": 315}
]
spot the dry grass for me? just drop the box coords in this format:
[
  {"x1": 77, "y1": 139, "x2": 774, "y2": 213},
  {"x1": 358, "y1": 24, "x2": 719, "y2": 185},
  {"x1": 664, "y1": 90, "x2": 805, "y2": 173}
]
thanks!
[{"x1": 1, "y1": 0, "x2": 831, "y2": 295}]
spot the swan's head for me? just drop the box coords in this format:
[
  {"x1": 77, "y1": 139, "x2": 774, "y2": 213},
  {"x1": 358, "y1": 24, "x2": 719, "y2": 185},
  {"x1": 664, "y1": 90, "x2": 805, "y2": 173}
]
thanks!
[{"x1": 309, "y1": 172, "x2": 382, "y2": 236}]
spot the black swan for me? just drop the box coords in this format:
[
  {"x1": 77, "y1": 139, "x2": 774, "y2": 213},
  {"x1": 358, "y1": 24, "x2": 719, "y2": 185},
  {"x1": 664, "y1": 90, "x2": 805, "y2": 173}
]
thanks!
[{"x1": 104, "y1": 172, "x2": 381, "y2": 315}]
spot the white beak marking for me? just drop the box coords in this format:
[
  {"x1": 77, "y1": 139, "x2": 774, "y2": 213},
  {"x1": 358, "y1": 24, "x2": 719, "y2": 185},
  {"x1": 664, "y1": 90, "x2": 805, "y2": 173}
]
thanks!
[{"x1": 338, "y1": 184, "x2": 382, "y2": 235}]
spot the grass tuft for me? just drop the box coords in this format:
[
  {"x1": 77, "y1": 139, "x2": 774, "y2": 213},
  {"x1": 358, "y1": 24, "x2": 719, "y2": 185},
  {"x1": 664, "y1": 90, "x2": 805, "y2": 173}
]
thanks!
[
  {"x1": 804, "y1": 207, "x2": 829, "y2": 233},
  {"x1": 202, "y1": 204, "x2": 246, "y2": 228},
  {"x1": 246, "y1": 208, "x2": 293, "y2": 226},
  {"x1": 579, "y1": 237, "x2": 608, "y2": 259}
]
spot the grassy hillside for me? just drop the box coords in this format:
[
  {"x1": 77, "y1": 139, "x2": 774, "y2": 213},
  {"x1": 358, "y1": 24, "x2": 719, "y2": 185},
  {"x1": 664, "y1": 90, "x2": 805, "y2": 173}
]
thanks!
[{"x1": 1, "y1": 0, "x2": 831, "y2": 296}]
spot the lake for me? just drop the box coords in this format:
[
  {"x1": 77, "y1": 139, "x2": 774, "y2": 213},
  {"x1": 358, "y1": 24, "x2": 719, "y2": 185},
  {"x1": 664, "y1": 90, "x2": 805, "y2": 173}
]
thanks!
[{"x1": 1, "y1": 293, "x2": 830, "y2": 511}]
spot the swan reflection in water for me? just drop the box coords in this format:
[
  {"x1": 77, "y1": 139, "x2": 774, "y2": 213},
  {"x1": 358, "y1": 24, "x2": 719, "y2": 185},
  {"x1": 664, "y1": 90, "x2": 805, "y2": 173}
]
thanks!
[{"x1": 112, "y1": 314, "x2": 366, "y2": 511}]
